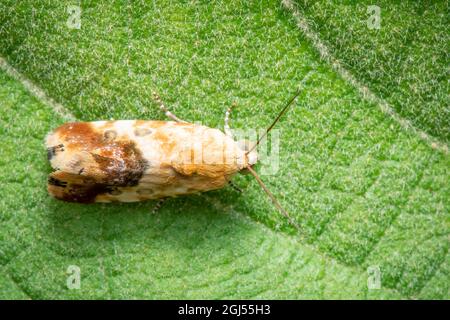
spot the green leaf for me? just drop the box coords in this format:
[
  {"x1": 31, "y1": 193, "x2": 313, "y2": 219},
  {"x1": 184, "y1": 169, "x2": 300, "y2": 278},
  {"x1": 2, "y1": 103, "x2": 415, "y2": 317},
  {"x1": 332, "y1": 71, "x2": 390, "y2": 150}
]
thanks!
[
  {"x1": 293, "y1": 0, "x2": 449, "y2": 142},
  {"x1": 0, "y1": 0, "x2": 448, "y2": 299}
]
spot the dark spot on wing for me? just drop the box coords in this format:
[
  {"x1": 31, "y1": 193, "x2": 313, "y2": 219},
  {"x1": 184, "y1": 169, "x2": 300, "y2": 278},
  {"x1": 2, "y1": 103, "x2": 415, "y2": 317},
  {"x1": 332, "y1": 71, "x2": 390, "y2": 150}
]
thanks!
[
  {"x1": 134, "y1": 127, "x2": 153, "y2": 136},
  {"x1": 47, "y1": 144, "x2": 64, "y2": 160},
  {"x1": 107, "y1": 187, "x2": 122, "y2": 195},
  {"x1": 103, "y1": 130, "x2": 117, "y2": 141},
  {"x1": 48, "y1": 176, "x2": 67, "y2": 188},
  {"x1": 136, "y1": 188, "x2": 154, "y2": 195}
]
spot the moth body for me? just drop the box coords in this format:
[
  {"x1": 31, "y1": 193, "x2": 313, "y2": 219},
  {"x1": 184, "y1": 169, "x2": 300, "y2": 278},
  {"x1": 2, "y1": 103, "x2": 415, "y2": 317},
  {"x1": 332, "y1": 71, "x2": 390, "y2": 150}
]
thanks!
[
  {"x1": 44, "y1": 90, "x2": 301, "y2": 229},
  {"x1": 46, "y1": 120, "x2": 256, "y2": 203}
]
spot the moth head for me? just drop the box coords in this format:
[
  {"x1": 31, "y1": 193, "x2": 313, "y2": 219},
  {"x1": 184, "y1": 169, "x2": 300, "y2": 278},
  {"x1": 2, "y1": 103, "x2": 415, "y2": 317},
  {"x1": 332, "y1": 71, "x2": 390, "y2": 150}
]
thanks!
[{"x1": 237, "y1": 139, "x2": 258, "y2": 168}]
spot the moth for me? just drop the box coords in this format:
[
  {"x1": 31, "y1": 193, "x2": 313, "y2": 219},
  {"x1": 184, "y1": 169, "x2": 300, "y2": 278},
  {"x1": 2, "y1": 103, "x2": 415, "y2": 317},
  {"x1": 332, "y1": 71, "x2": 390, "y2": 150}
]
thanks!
[{"x1": 46, "y1": 91, "x2": 300, "y2": 223}]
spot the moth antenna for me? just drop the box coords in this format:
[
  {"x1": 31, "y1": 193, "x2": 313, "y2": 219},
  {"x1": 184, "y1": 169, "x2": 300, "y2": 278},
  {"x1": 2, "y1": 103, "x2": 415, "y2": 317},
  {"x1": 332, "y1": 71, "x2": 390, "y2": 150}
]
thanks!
[
  {"x1": 246, "y1": 166, "x2": 300, "y2": 230},
  {"x1": 246, "y1": 89, "x2": 301, "y2": 155},
  {"x1": 152, "y1": 91, "x2": 187, "y2": 123},
  {"x1": 224, "y1": 102, "x2": 237, "y2": 138}
]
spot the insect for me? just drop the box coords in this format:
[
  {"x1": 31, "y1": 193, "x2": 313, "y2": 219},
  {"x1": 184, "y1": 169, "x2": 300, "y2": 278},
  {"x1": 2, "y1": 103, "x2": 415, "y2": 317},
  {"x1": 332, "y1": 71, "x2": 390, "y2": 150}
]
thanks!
[{"x1": 46, "y1": 91, "x2": 300, "y2": 224}]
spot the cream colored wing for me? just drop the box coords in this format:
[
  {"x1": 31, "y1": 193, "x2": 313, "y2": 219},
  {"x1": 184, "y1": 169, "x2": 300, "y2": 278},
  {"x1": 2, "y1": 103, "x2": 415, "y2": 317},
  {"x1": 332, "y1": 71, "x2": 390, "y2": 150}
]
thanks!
[{"x1": 46, "y1": 120, "x2": 248, "y2": 203}]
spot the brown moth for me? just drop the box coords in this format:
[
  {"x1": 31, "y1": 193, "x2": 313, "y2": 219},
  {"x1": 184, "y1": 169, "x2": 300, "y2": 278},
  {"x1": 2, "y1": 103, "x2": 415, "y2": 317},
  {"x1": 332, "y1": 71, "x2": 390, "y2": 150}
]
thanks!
[{"x1": 46, "y1": 91, "x2": 300, "y2": 222}]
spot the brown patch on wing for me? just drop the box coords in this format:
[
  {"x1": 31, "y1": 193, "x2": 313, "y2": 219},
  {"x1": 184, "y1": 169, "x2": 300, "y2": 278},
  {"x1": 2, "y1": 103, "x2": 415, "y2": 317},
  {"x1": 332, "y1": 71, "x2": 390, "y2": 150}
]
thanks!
[
  {"x1": 48, "y1": 122, "x2": 148, "y2": 203},
  {"x1": 91, "y1": 140, "x2": 148, "y2": 186},
  {"x1": 48, "y1": 171, "x2": 110, "y2": 203},
  {"x1": 152, "y1": 130, "x2": 177, "y2": 154},
  {"x1": 152, "y1": 130, "x2": 169, "y2": 144},
  {"x1": 54, "y1": 122, "x2": 101, "y2": 149}
]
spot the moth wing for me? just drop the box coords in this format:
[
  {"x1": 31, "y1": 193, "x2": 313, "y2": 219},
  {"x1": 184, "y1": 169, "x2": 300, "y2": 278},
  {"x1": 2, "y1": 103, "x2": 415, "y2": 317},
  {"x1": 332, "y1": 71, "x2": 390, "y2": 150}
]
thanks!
[
  {"x1": 47, "y1": 137, "x2": 148, "y2": 203},
  {"x1": 168, "y1": 127, "x2": 246, "y2": 179}
]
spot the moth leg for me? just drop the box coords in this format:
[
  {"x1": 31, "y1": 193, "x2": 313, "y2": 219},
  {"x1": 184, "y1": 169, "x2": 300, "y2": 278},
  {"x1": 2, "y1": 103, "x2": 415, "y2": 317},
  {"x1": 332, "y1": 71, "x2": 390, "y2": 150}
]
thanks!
[
  {"x1": 151, "y1": 197, "x2": 167, "y2": 214},
  {"x1": 228, "y1": 180, "x2": 243, "y2": 193},
  {"x1": 224, "y1": 102, "x2": 237, "y2": 138},
  {"x1": 152, "y1": 92, "x2": 187, "y2": 123}
]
